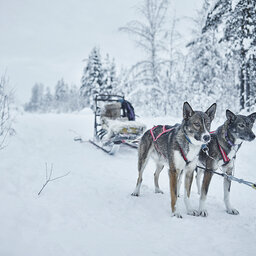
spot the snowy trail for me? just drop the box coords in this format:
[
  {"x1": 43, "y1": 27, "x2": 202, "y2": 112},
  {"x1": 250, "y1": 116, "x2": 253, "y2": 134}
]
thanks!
[{"x1": 0, "y1": 112, "x2": 256, "y2": 256}]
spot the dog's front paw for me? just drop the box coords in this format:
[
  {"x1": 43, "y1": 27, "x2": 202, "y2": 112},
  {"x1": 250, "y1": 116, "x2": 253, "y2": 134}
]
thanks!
[
  {"x1": 187, "y1": 209, "x2": 199, "y2": 216},
  {"x1": 172, "y1": 212, "x2": 183, "y2": 218},
  {"x1": 199, "y1": 209, "x2": 208, "y2": 217},
  {"x1": 226, "y1": 208, "x2": 239, "y2": 215},
  {"x1": 131, "y1": 192, "x2": 139, "y2": 197},
  {"x1": 155, "y1": 188, "x2": 164, "y2": 194}
]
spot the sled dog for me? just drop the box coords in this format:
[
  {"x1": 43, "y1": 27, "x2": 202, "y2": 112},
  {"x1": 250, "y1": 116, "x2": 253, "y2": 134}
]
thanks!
[
  {"x1": 196, "y1": 110, "x2": 256, "y2": 217},
  {"x1": 132, "y1": 102, "x2": 217, "y2": 218}
]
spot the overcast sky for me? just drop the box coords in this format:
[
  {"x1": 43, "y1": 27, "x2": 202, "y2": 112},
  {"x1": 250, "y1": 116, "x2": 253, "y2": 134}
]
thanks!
[{"x1": 0, "y1": 0, "x2": 202, "y2": 104}]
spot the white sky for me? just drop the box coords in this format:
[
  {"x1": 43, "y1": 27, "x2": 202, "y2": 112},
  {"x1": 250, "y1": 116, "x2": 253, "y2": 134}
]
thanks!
[{"x1": 0, "y1": 0, "x2": 202, "y2": 103}]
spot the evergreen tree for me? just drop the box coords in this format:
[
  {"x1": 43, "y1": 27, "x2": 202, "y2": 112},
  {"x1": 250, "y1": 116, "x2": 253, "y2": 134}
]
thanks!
[
  {"x1": 69, "y1": 84, "x2": 81, "y2": 112},
  {"x1": 203, "y1": 0, "x2": 256, "y2": 111},
  {"x1": 102, "y1": 54, "x2": 118, "y2": 95},
  {"x1": 42, "y1": 87, "x2": 53, "y2": 112},
  {"x1": 102, "y1": 54, "x2": 113, "y2": 95},
  {"x1": 185, "y1": 0, "x2": 240, "y2": 115},
  {"x1": 25, "y1": 83, "x2": 44, "y2": 112},
  {"x1": 109, "y1": 58, "x2": 118, "y2": 94},
  {"x1": 225, "y1": 0, "x2": 256, "y2": 110},
  {"x1": 25, "y1": 80, "x2": 83, "y2": 113},
  {"x1": 202, "y1": 0, "x2": 232, "y2": 33},
  {"x1": 80, "y1": 47, "x2": 104, "y2": 108},
  {"x1": 54, "y1": 79, "x2": 69, "y2": 112}
]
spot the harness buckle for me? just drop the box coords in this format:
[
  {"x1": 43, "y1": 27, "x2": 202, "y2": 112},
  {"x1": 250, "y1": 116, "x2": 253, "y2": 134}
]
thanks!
[{"x1": 201, "y1": 144, "x2": 209, "y2": 153}]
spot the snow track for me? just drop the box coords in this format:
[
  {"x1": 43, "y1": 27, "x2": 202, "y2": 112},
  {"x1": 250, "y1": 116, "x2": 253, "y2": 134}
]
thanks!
[{"x1": 0, "y1": 112, "x2": 255, "y2": 256}]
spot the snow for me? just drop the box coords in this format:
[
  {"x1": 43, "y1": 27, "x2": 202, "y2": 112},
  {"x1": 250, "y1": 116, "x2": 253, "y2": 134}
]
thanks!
[
  {"x1": 0, "y1": 111, "x2": 256, "y2": 256},
  {"x1": 232, "y1": 0, "x2": 240, "y2": 10}
]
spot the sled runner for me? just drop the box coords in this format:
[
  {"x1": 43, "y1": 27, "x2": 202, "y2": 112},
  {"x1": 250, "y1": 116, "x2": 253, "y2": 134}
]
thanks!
[{"x1": 89, "y1": 94, "x2": 146, "y2": 155}]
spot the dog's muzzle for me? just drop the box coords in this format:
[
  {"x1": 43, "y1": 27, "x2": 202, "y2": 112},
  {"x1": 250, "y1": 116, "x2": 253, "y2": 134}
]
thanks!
[{"x1": 249, "y1": 133, "x2": 256, "y2": 141}]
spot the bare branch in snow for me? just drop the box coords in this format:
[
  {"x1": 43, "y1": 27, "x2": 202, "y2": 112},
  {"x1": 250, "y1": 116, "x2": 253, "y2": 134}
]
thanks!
[{"x1": 38, "y1": 163, "x2": 70, "y2": 196}]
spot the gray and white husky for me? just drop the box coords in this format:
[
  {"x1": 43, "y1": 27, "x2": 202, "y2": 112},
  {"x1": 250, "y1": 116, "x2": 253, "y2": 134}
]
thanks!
[
  {"x1": 196, "y1": 110, "x2": 256, "y2": 217},
  {"x1": 131, "y1": 102, "x2": 217, "y2": 218}
]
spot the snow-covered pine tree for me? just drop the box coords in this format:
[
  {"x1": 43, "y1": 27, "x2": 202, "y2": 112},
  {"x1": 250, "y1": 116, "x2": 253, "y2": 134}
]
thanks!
[
  {"x1": 114, "y1": 67, "x2": 128, "y2": 96},
  {"x1": 54, "y1": 79, "x2": 69, "y2": 112},
  {"x1": 185, "y1": 0, "x2": 233, "y2": 115},
  {"x1": 225, "y1": 0, "x2": 256, "y2": 111},
  {"x1": 246, "y1": 54, "x2": 256, "y2": 111},
  {"x1": 203, "y1": 0, "x2": 256, "y2": 111},
  {"x1": 102, "y1": 54, "x2": 118, "y2": 95},
  {"x1": 69, "y1": 84, "x2": 81, "y2": 112},
  {"x1": 202, "y1": 0, "x2": 232, "y2": 33},
  {"x1": 80, "y1": 47, "x2": 104, "y2": 109},
  {"x1": 25, "y1": 83, "x2": 44, "y2": 112},
  {"x1": 109, "y1": 58, "x2": 118, "y2": 94},
  {"x1": 42, "y1": 87, "x2": 53, "y2": 112}
]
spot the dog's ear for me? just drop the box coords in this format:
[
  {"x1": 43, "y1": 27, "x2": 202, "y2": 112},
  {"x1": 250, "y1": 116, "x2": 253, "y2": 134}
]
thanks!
[
  {"x1": 183, "y1": 102, "x2": 194, "y2": 120},
  {"x1": 205, "y1": 103, "x2": 217, "y2": 122},
  {"x1": 226, "y1": 109, "x2": 236, "y2": 122},
  {"x1": 248, "y1": 112, "x2": 256, "y2": 123}
]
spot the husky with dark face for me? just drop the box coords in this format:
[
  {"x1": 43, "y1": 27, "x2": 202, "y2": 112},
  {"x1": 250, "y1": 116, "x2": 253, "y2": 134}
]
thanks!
[
  {"x1": 197, "y1": 110, "x2": 256, "y2": 217},
  {"x1": 131, "y1": 102, "x2": 217, "y2": 218}
]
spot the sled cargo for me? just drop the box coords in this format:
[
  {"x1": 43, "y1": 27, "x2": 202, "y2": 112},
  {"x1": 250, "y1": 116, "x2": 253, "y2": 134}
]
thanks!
[{"x1": 90, "y1": 94, "x2": 146, "y2": 154}]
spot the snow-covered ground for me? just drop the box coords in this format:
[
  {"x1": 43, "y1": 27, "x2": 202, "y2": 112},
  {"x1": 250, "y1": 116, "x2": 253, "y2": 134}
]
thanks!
[{"x1": 0, "y1": 111, "x2": 256, "y2": 256}]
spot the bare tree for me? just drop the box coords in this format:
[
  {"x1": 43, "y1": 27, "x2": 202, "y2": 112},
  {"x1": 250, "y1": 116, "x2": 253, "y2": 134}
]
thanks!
[
  {"x1": 162, "y1": 15, "x2": 184, "y2": 115},
  {"x1": 0, "y1": 75, "x2": 14, "y2": 149},
  {"x1": 120, "y1": 0, "x2": 169, "y2": 114}
]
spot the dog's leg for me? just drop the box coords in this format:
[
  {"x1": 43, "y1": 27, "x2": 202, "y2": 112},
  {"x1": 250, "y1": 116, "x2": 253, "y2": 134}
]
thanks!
[
  {"x1": 131, "y1": 138, "x2": 152, "y2": 196},
  {"x1": 131, "y1": 157, "x2": 148, "y2": 196},
  {"x1": 169, "y1": 167, "x2": 182, "y2": 218},
  {"x1": 154, "y1": 163, "x2": 164, "y2": 194},
  {"x1": 199, "y1": 171, "x2": 213, "y2": 217},
  {"x1": 196, "y1": 168, "x2": 203, "y2": 195},
  {"x1": 223, "y1": 165, "x2": 239, "y2": 215},
  {"x1": 184, "y1": 165, "x2": 199, "y2": 216},
  {"x1": 177, "y1": 169, "x2": 183, "y2": 197}
]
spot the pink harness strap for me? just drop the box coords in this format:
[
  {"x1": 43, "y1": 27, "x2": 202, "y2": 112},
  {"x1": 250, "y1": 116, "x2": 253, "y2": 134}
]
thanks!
[
  {"x1": 218, "y1": 144, "x2": 230, "y2": 163},
  {"x1": 209, "y1": 131, "x2": 230, "y2": 163},
  {"x1": 150, "y1": 125, "x2": 173, "y2": 142},
  {"x1": 150, "y1": 125, "x2": 191, "y2": 164}
]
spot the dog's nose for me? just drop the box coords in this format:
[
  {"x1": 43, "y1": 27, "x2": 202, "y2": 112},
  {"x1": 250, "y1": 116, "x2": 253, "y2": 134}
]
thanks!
[
  {"x1": 251, "y1": 134, "x2": 256, "y2": 140},
  {"x1": 203, "y1": 135, "x2": 210, "y2": 142}
]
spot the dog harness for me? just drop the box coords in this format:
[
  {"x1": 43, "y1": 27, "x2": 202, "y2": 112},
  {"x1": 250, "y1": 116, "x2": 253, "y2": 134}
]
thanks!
[
  {"x1": 217, "y1": 142, "x2": 230, "y2": 163},
  {"x1": 150, "y1": 125, "x2": 190, "y2": 164},
  {"x1": 178, "y1": 145, "x2": 190, "y2": 165},
  {"x1": 209, "y1": 131, "x2": 230, "y2": 164},
  {"x1": 150, "y1": 125, "x2": 173, "y2": 141}
]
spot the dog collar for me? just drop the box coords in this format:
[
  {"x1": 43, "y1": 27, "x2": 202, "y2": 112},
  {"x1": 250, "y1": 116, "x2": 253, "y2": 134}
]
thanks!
[
  {"x1": 225, "y1": 131, "x2": 236, "y2": 147},
  {"x1": 183, "y1": 128, "x2": 192, "y2": 144},
  {"x1": 184, "y1": 133, "x2": 192, "y2": 144}
]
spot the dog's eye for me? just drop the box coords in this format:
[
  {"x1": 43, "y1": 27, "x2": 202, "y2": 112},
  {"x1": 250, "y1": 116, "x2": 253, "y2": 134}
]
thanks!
[
  {"x1": 194, "y1": 122, "x2": 200, "y2": 128},
  {"x1": 238, "y1": 123, "x2": 245, "y2": 129}
]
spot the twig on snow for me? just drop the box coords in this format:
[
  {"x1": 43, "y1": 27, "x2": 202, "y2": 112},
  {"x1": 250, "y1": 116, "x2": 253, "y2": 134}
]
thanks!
[{"x1": 38, "y1": 163, "x2": 70, "y2": 196}]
